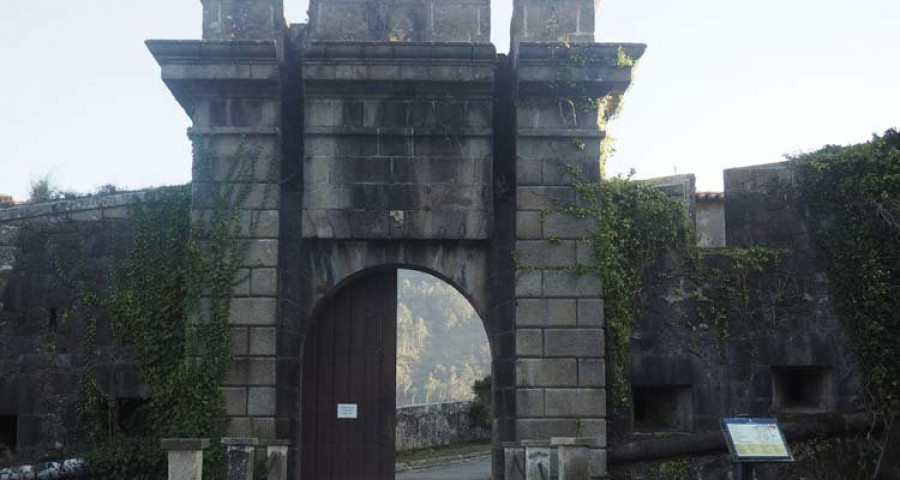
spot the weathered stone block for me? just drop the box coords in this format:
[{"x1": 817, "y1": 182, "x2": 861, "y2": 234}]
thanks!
[
  {"x1": 249, "y1": 327, "x2": 277, "y2": 356},
  {"x1": 251, "y1": 268, "x2": 278, "y2": 296},
  {"x1": 223, "y1": 437, "x2": 258, "y2": 480},
  {"x1": 589, "y1": 447, "x2": 607, "y2": 477},
  {"x1": 248, "y1": 357, "x2": 276, "y2": 385},
  {"x1": 223, "y1": 387, "x2": 248, "y2": 415},
  {"x1": 247, "y1": 387, "x2": 276, "y2": 415},
  {"x1": 312, "y1": 2, "x2": 368, "y2": 40},
  {"x1": 516, "y1": 329, "x2": 543, "y2": 356},
  {"x1": 543, "y1": 214, "x2": 597, "y2": 239},
  {"x1": 517, "y1": 299, "x2": 576, "y2": 327},
  {"x1": 517, "y1": 240, "x2": 576, "y2": 267},
  {"x1": 576, "y1": 299, "x2": 604, "y2": 327},
  {"x1": 575, "y1": 240, "x2": 593, "y2": 265},
  {"x1": 516, "y1": 418, "x2": 577, "y2": 441},
  {"x1": 229, "y1": 298, "x2": 277, "y2": 325},
  {"x1": 517, "y1": 186, "x2": 575, "y2": 211},
  {"x1": 251, "y1": 417, "x2": 276, "y2": 439},
  {"x1": 517, "y1": 158, "x2": 542, "y2": 186},
  {"x1": 231, "y1": 327, "x2": 249, "y2": 356},
  {"x1": 232, "y1": 269, "x2": 251, "y2": 296},
  {"x1": 516, "y1": 359, "x2": 577, "y2": 386},
  {"x1": 525, "y1": 443, "x2": 551, "y2": 480},
  {"x1": 516, "y1": 271, "x2": 542, "y2": 297},
  {"x1": 243, "y1": 239, "x2": 279, "y2": 268},
  {"x1": 433, "y1": 3, "x2": 489, "y2": 42},
  {"x1": 305, "y1": 99, "x2": 336, "y2": 127},
  {"x1": 505, "y1": 445, "x2": 526, "y2": 480},
  {"x1": 544, "y1": 388, "x2": 605, "y2": 416},
  {"x1": 543, "y1": 329, "x2": 604, "y2": 358},
  {"x1": 517, "y1": 211, "x2": 542, "y2": 240},
  {"x1": 202, "y1": 0, "x2": 281, "y2": 41},
  {"x1": 577, "y1": 359, "x2": 605, "y2": 387},
  {"x1": 516, "y1": 389, "x2": 545, "y2": 417},
  {"x1": 227, "y1": 417, "x2": 252, "y2": 437},
  {"x1": 225, "y1": 358, "x2": 250, "y2": 385},
  {"x1": 542, "y1": 270, "x2": 601, "y2": 298},
  {"x1": 577, "y1": 420, "x2": 607, "y2": 447}
]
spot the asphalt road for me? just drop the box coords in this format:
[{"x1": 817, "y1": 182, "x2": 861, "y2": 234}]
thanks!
[{"x1": 396, "y1": 456, "x2": 491, "y2": 480}]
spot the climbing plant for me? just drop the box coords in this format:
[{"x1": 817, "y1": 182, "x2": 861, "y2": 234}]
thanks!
[
  {"x1": 792, "y1": 129, "x2": 900, "y2": 426},
  {"x1": 64, "y1": 140, "x2": 271, "y2": 479},
  {"x1": 560, "y1": 168, "x2": 692, "y2": 411}
]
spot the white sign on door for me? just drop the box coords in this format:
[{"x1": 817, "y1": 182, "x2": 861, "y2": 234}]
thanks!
[{"x1": 337, "y1": 403, "x2": 358, "y2": 419}]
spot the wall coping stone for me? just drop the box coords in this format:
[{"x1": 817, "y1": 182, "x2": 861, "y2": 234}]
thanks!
[
  {"x1": 551, "y1": 437, "x2": 596, "y2": 446},
  {"x1": 304, "y1": 41, "x2": 496, "y2": 60},
  {"x1": 161, "y1": 438, "x2": 211, "y2": 451},
  {"x1": 145, "y1": 40, "x2": 278, "y2": 63},
  {"x1": 0, "y1": 189, "x2": 155, "y2": 223},
  {"x1": 222, "y1": 437, "x2": 260, "y2": 447},
  {"x1": 517, "y1": 42, "x2": 646, "y2": 62}
]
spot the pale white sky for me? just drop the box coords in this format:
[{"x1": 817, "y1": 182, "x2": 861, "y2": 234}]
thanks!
[{"x1": 1, "y1": 0, "x2": 897, "y2": 200}]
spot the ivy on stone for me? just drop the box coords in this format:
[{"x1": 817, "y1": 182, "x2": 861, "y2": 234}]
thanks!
[{"x1": 792, "y1": 129, "x2": 900, "y2": 426}]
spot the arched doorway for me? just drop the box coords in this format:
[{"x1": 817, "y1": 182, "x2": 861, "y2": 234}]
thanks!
[{"x1": 300, "y1": 267, "x2": 491, "y2": 480}]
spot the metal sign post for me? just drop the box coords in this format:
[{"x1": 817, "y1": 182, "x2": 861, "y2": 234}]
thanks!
[{"x1": 721, "y1": 417, "x2": 794, "y2": 479}]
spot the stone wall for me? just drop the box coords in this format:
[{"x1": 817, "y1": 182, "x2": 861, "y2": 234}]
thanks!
[
  {"x1": 0, "y1": 193, "x2": 147, "y2": 465},
  {"x1": 395, "y1": 401, "x2": 489, "y2": 452},
  {"x1": 608, "y1": 163, "x2": 865, "y2": 479}
]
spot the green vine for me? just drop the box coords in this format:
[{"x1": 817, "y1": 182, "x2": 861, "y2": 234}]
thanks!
[
  {"x1": 60, "y1": 139, "x2": 272, "y2": 479},
  {"x1": 792, "y1": 129, "x2": 900, "y2": 429}
]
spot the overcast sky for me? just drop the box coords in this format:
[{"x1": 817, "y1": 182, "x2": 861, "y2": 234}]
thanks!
[{"x1": 1, "y1": 0, "x2": 897, "y2": 200}]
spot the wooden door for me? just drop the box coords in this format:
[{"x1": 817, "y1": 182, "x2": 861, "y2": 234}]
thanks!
[{"x1": 301, "y1": 271, "x2": 397, "y2": 480}]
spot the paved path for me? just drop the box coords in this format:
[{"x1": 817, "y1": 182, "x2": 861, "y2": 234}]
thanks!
[{"x1": 396, "y1": 456, "x2": 491, "y2": 480}]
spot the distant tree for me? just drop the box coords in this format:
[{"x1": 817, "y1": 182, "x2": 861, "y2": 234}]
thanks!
[{"x1": 28, "y1": 174, "x2": 57, "y2": 203}]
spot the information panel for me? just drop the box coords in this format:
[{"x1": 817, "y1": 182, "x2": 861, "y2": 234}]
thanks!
[
  {"x1": 337, "y1": 403, "x2": 359, "y2": 419},
  {"x1": 721, "y1": 418, "x2": 793, "y2": 462}
]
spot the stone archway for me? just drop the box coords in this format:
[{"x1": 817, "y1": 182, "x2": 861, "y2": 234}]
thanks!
[{"x1": 296, "y1": 262, "x2": 499, "y2": 480}]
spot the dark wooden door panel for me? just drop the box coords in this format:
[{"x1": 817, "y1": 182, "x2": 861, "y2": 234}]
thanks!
[{"x1": 302, "y1": 271, "x2": 397, "y2": 480}]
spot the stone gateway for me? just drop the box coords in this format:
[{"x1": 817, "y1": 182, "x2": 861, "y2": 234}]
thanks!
[{"x1": 145, "y1": 0, "x2": 640, "y2": 478}]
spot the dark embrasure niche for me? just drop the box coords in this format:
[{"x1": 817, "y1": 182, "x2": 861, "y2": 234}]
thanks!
[
  {"x1": 771, "y1": 366, "x2": 834, "y2": 413},
  {"x1": 631, "y1": 385, "x2": 694, "y2": 433},
  {"x1": 0, "y1": 415, "x2": 17, "y2": 452}
]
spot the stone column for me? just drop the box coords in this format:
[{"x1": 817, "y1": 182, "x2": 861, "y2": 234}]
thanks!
[
  {"x1": 148, "y1": 37, "x2": 283, "y2": 444},
  {"x1": 264, "y1": 439, "x2": 290, "y2": 480},
  {"x1": 223, "y1": 437, "x2": 259, "y2": 480},
  {"x1": 513, "y1": 40, "x2": 645, "y2": 480},
  {"x1": 553, "y1": 437, "x2": 594, "y2": 480},
  {"x1": 161, "y1": 438, "x2": 210, "y2": 480},
  {"x1": 523, "y1": 441, "x2": 551, "y2": 480}
]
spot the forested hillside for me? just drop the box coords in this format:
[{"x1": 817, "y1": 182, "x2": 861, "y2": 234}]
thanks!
[{"x1": 396, "y1": 270, "x2": 491, "y2": 406}]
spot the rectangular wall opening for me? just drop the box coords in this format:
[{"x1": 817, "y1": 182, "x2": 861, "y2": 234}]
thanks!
[
  {"x1": 771, "y1": 366, "x2": 834, "y2": 413},
  {"x1": 632, "y1": 385, "x2": 693, "y2": 433},
  {"x1": 0, "y1": 415, "x2": 17, "y2": 452},
  {"x1": 116, "y1": 398, "x2": 149, "y2": 435}
]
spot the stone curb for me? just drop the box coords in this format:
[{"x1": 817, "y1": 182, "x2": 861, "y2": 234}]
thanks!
[{"x1": 395, "y1": 450, "x2": 492, "y2": 472}]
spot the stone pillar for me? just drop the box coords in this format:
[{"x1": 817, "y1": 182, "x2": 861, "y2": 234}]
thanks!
[
  {"x1": 161, "y1": 438, "x2": 210, "y2": 480},
  {"x1": 513, "y1": 41, "x2": 645, "y2": 480},
  {"x1": 264, "y1": 439, "x2": 290, "y2": 480},
  {"x1": 148, "y1": 37, "x2": 283, "y2": 443},
  {"x1": 223, "y1": 437, "x2": 259, "y2": 480},
  {"x1": 523, "y1": 441, "x2": 551, "y2": 480},
  {"x1": 201, "y1": 0, "x2": 283, "y2": 40},
  {"x1": 553, "y1": 437, "x2": 593, "y2": 480}
]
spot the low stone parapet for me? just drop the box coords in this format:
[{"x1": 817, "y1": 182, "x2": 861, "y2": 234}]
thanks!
[{"x1": 396, "y1": 401, "x2": 489, "y2": 452}]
